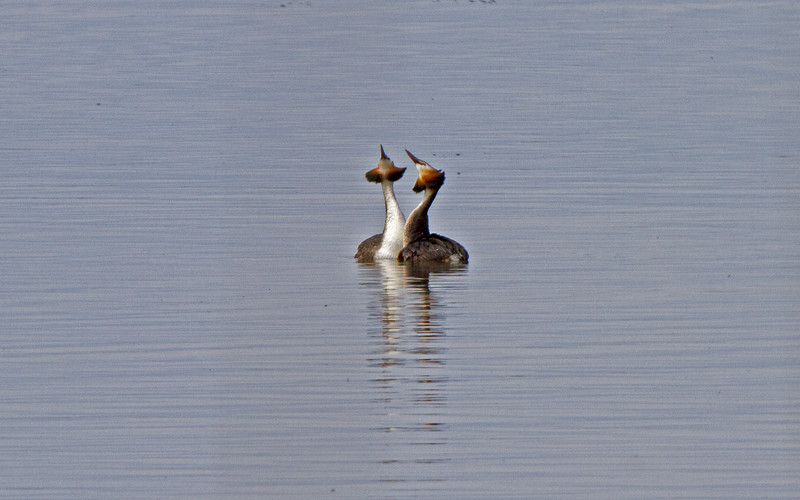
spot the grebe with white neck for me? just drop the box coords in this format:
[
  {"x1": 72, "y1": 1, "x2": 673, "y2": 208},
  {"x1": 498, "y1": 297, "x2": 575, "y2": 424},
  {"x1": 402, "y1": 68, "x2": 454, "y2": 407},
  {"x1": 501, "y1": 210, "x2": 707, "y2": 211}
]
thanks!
[
  {"x1": 398, "y1": 150, "x2": 468, "y2": 264},
  {"x1": 354, "y1": 145, "x2": 407, "y2": 262}
]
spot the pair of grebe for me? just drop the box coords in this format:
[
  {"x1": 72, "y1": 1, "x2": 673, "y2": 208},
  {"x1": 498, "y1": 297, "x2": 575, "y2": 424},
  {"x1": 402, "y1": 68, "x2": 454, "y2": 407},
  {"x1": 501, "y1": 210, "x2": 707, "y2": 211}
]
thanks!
[{"x1": 355, "y1": 145, "x2": 468, "y2": 264}]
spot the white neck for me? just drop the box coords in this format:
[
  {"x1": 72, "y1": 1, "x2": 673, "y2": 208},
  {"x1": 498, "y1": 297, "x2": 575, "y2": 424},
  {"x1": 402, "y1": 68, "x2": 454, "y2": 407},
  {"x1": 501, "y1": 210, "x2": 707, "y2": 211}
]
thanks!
[{"x1": 375, "y1": 180, "x2": 406, "y2": 259}]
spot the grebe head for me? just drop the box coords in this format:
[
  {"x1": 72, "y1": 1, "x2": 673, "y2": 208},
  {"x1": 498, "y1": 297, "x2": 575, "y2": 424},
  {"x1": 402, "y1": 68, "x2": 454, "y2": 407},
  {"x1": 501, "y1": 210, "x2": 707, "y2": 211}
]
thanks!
[
  {"x1": 405, "y1": 150, "x2": 445, "y2": 192},
  {"x1": 365, "y1": 145, "x2": 406, "y2": 183}
]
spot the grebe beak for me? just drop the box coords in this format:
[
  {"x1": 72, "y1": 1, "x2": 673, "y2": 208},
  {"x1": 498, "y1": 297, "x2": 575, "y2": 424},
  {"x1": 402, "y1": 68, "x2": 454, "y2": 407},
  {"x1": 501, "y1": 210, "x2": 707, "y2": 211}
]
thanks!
[
  {"x1": 405, "y1": 150, "x2": 444, "y2": 190},
  {"x1": 367, "y1": 145, "x2": 406, "y2": 183},
  {"x1": 405, "y1": 149, "x2": 430, "y2": 167}
]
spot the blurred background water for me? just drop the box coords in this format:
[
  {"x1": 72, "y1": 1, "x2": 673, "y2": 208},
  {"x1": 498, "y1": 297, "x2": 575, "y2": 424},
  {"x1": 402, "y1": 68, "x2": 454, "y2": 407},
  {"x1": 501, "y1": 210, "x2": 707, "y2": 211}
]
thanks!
[{"x1": 1, "y1": 0, "x2": 798, "y2": 498}]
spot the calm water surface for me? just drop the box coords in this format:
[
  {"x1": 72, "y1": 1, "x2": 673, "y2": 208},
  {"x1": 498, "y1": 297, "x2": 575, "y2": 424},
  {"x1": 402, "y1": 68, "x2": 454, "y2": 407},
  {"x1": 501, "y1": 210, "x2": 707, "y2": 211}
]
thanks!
[{"x1": 1, "y1": 1, "x2": 798, "y2": 498}]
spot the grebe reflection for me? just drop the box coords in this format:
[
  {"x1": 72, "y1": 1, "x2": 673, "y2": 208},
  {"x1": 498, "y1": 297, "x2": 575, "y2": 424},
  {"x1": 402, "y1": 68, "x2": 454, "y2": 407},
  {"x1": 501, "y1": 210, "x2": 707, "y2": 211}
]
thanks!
[{"x1": 358, "y1": 260, "x2": 466, "y2": 456}]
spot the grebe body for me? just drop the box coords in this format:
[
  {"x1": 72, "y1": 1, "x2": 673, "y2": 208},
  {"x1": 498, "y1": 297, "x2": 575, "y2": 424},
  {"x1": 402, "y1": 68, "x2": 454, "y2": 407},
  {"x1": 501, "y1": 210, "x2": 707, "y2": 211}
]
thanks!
[
  {"x1": 398, "y1": 150, "x2": 468, "y2": 264},
  {"x1": 355, "y1": 145, "x2": 407, "y2": 262}
]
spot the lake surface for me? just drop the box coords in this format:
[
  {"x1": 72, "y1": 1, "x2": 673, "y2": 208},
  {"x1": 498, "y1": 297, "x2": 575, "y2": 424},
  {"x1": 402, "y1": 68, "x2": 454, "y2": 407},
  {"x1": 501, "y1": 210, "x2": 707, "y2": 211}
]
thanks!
[{"x1": 1, "y1": 0, "x2": 798, "y2": 498}]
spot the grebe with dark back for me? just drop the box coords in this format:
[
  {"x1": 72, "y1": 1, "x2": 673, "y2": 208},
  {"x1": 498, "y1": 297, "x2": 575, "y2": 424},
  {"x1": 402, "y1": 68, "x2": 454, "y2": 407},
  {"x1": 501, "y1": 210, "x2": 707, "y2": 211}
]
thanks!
[{"x1": 398, "y1": 150, "x2": 468, "y2": 263}]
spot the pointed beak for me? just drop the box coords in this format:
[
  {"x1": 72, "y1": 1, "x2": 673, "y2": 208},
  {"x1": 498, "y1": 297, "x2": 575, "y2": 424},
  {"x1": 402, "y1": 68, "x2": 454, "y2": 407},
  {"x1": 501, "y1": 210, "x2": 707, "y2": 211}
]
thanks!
[
  {"x1": 405, "y1": 150, "x2": 444, "y2": 190},
  {"x1": 405, "y1": 149, "x2": 429, "y2": 167}
]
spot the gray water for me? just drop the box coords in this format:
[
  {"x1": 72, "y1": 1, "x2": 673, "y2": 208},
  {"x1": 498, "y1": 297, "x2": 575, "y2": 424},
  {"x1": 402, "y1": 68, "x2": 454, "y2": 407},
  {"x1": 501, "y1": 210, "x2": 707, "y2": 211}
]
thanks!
[{"x1": 1, "y1": 1, "x2": 798, "y2": 498}]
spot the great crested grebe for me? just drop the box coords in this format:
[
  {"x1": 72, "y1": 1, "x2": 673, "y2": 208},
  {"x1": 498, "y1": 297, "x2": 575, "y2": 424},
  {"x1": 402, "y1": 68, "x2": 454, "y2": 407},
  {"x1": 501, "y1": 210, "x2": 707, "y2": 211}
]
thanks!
[
  {"x1": 354, "y1": 145, "x2": 407, "y2": 262},
  {"x1": 397, "y1": 150, "x2": 468, "y2": 263}
]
